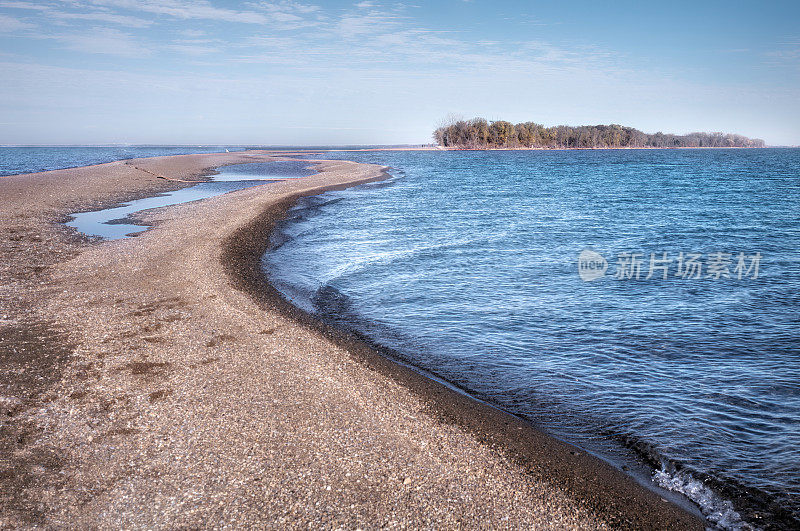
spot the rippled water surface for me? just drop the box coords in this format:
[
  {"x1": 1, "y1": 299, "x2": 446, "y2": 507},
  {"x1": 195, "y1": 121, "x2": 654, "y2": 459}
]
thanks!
[{"x1": 265, "y1": 149, "x2": 800, "y2": 529}]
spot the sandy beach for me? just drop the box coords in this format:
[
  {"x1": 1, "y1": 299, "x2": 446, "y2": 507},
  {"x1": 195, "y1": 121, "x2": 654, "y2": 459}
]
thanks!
[{"x1": 0, "y1": 151, "x2": 704, "y2": 528}]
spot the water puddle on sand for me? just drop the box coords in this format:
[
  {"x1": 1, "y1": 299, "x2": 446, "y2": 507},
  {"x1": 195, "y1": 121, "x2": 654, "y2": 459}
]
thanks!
[{"x1": 66, "y1": 160, "x2": 314, "y2": 240}]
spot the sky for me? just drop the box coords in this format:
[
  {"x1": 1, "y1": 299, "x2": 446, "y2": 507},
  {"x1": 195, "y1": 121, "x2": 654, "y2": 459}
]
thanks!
[{"x1": 0, "y1": 0, "x2": 799, "y2": 145}]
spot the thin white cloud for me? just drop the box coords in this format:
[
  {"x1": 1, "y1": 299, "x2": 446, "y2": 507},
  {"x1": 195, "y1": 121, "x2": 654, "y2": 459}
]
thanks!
[
  {"x1": 764, "y1": 40, "x2": 800, "y2": 66},
  {"x1": 337, "y1": 8, "x2": 403, "y2": 36},
  {"x1": 177, "y1": 29, "x2": 206, "y2": 37},
  {"x1": 0, "y1": 13, "x2": 35, "y2": 31},
  {"x1": 76, "y1": 0, "x2": 324, "y2": 29},
  {"x1": 0, "y1": 1, "x2": 49, "y2": 11},
  {"x1": 0, "y1": 1, "x2": 152, "y2": 27},
  {"x1": 54, "y1": 27, "x2": 152, "y2": 57},
  {"x1": 50, "y1": 11, "x2": 153, "y2": 27},
  {"x1": 288, "y1": 2, "x2": 320, "y2": 14},
  {"x1": 168, "y1": 43, "x2": 218, "y2": 55},
  {"x1": 246, "y1": 1, "x2": 322, "y2": 14},
  {"x1": 84, "y1": 0, "x2": 271, "y2": 24},
  {"x1": 167, "y1": 36, "x2": 224, "y2": 55}
]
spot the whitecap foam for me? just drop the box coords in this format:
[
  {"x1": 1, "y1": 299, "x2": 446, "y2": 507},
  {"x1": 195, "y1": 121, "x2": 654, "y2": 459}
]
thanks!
[{"x1": 653, "y1": 466, "x2": 753, "y2": 530}]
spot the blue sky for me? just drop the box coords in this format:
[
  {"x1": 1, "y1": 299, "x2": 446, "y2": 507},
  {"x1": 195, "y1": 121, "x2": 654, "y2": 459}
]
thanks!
[{"x1": 1, "y1": 0, "x2": 799, "y2": 145}]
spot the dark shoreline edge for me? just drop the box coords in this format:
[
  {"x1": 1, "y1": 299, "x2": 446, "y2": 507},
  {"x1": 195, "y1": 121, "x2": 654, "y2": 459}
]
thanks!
[{"x1": 219, "y1": 164, "x2": 705, "y2": 529}]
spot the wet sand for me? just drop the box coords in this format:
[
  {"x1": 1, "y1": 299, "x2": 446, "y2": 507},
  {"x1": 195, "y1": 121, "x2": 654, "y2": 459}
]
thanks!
[{"x1": 0, "y1": 151, "x2": 704, "y2": 528}]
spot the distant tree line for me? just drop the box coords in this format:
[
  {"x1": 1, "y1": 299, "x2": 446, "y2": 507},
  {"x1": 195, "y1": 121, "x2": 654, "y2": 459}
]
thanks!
[{"x1": 433, "y1": 118, "x2": 765, "y2": 149}]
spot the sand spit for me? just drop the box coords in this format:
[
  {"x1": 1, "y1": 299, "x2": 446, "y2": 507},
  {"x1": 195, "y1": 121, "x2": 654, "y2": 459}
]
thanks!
[{"x1": 0, "y1": 151, "x2": 703, "y2": 528}]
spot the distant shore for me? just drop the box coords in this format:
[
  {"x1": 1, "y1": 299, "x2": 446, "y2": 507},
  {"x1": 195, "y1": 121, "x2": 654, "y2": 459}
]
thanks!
[
  {"x1": 0, "y1": 150, "x2": 703, "y2": 527},
  {"x1": 313, "y1": 145, "x2": 774, "y2": 153},
  {"x1": 436, "y1": 145, "x2": 772, "y2": 151}
]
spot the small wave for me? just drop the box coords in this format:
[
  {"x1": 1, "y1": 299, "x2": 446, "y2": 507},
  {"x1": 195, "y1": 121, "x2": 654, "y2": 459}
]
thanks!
[
  {"x1": 310, "y1": 285, "x2": 421, "y2": 359},
  {"x1": 358, "y1": 175, "x2": 402, "y2": 189},
  {"x1": 653, "y1": 465, "x2": 752, "y2": 530},
  {"x1": 316, "y1": 235, "x2": 483, "y2": 284},
  {"x1": 305, "y1": 196, "x2": 346, "y2": 208}
]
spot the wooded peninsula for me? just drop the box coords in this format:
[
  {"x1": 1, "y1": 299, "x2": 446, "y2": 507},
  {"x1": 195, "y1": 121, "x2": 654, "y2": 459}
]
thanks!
[{"x1": 433, "y1": 118, "x2": 765, "y2": 149}]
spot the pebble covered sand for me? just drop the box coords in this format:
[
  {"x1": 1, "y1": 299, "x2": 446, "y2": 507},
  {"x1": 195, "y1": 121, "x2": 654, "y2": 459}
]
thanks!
[{"x1": 0, "y1": 151, "x2": 703, "y2": 528}]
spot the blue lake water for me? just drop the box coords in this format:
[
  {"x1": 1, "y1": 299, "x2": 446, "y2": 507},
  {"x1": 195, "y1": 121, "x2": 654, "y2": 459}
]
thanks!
[{"x1": 264, "y1": 149, "x2": 800, "y2": 530}]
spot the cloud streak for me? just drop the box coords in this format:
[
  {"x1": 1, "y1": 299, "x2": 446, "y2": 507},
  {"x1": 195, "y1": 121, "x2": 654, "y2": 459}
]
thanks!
[
  {"x1": 54, "y1": 27, "x2": 152, "y2": 57},
  {"x1": 0, "y1": 12, "x2": 33, "y2": 31}
]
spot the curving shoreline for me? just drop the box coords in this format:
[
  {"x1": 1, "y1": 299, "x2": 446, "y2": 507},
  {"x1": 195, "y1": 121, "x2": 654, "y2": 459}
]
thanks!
[
  {"x1": 0, "y1": 150, "x2": 703, "y2": 527},
  {"x1": 220, "y1": 159, "x2": 706, "y2": 529}
]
